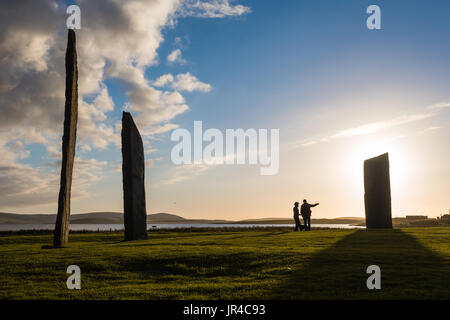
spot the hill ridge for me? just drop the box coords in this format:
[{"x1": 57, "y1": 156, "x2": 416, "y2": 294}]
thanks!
[{"x1": 0, "y1": 212, "x2": 365, "y2": 225}]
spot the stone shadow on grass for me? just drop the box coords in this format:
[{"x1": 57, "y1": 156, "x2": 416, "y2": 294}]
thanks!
[
  {"x1": 104, "y1": 252, "x2": 273, "y2": 279},
  {"x1": 271, "y1": 229, "x2": 450, "y2": 299}
]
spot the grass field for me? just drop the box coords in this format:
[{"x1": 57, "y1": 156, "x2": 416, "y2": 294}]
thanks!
[{"x1": 1, "y1": 227, "x2": 449, "y2": 299}]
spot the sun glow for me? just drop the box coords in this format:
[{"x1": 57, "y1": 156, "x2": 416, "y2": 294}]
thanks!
[{"x1": 346, "y1": 137, "x2": 410, "y2": 201}]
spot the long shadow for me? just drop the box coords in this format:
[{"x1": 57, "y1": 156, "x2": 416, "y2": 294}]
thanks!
[
  {"x1": 112, "y1": 230, "x2": 292, "y2": 248},
  {"x1": 223, "y1": 230, "x2": 291, "y2": 241},
  {"x1": 100, "y1": 252, "x2": 271, "y2": 279},
  {"x1": 271, "y1": 229, "x2": 450, "y2": 299}
]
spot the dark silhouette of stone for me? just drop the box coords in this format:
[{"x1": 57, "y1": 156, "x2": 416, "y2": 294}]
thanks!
[
  {"x1": 364, "y1": 153, "x2": 393, "y2": 229},
  {"x1": 54, "y1": 30, "x2": 78, "y2": 247},
  {"x1": 121, "y1": 111, "x2": 147, "y2": 240}
]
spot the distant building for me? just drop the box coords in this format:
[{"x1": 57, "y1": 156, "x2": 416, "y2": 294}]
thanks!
[
  {"x1": 405, "y1": 215, "x2": 428, "y2": 220},
  {"x1": 441, "y1": 214, "x2": 450, "y2": 220}
]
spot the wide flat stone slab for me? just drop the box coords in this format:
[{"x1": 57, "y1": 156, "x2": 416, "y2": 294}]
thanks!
[{"x1": 364, "y1": 152, "x2": 393, "y2": 229}]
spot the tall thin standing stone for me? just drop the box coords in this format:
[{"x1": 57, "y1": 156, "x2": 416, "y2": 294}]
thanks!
[
  {"x1": 122, "y1": 112, "x2": 148, "y2": 240},
  {"x1": 364, "y1": 152, "x2": 393, "y2": 229},
  {"x1": 54, "y1": 30, "x2": 78, "y2": 247}
]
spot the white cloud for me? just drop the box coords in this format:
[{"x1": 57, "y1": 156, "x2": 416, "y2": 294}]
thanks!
[
  {"x1": 154, "y1": 72, "x2": 212, "y2": 92},
  {"x1": 153, "y1": 74, "x2": 174, "y2": 87},
  {"x1": 0, "y1": 148, "x2": 107, "y2": 208},
  {"x1": 145, "y1": 147, "x2": 158, "y2": 154},
  {"x1": 427, "y1": 102, "x2": 450, "y2": 110},
  {"x1": 0, "y1": 164, "x2": 58, "y2": 208},
  {"x1": 1, "y1": 32, "x2": 53, "y2": 72},
  {"x1": 0, "y1": 0, "x2": 249, "y2": 209},
  {"x1": 298, "y1": 141, "x2": 318, "y2": 148},
  {"x1": 332, "y1": 113, "x2": 433, "y2": 138},
  {"x1": 295, "y1": 104, "x2": 449, "y2": 148},
  {"x1": 167, "y1": 48, "x2": 186, "y2": 65},
  {"x1": 126, "y1": 83, "x2": 190, "y2": 130},
  {"x1": 179, "y1": 0, "x2": 251, "y2": 18},
  {"x1": 419, "y1": 126, "x2": 442, "y2": 134},
  {"x1": 172, "y1": 72, "x2": 212, "y2": 92},
  {"x1": 6, "y1": 141, "x2": 30, "y2": 160},
  {"x1": 145, "y1": 157, "x2": 162, "y2": 168},
  {"x1": 163, "y1": 164, "x2": 211, "y2": 185},
  {"x1": 142, "y1": 123, "x2": 180, "y2": 136}
]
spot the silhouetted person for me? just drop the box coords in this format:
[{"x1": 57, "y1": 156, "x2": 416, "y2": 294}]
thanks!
[
  {"x1": 301, "y1": 199, "x2": 319, "y2": 231},
  {"x1": 293, "y1": 202, "x2": 305, "y2": 231}
]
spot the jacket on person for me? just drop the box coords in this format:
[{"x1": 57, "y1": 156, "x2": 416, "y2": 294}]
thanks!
[{"x1": 301, "y1": 203, "x2": 312, "y2": 216}]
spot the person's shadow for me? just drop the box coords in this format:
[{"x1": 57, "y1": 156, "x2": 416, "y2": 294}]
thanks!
[{"x1": 271, "y1": 229, "x2": 450, "y2": 299}]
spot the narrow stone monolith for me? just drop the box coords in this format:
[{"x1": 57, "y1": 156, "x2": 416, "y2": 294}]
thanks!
[
  {"x1": 364, "y1": 152, "x2": 393, "y2": 229},
  {"x1": 122, "y1": 111, "x2": 147, "y2": 240},
  {"x1": 54, "y1": 29, "x2": 78, "y2": 247}
]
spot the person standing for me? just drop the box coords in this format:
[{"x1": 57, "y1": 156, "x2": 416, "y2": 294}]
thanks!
[
  {"x1": 293, "y1": 202, "x2": 304, "y2": 231},
  {"x1": 301, "y1": 199, "x2": 319, "y2": 231}
]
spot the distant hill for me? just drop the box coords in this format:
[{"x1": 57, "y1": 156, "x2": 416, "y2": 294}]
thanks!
[
  {"x1": 2, "y1": 212, "x2": 446, "y2": 228},
  {"x1": 0, "y1": 212, "x2": 364, "y2": 225},
  {"x1": 147, "y1": 213, "x2": 228, "y2": 225},
  {"x1": 0, "y1": 212, "x2": 124, "y2": 224},
  {"x1": 149, "y1": 213, "x2": 185, "y2": 222},
  {"x1": 0, "y1": 212, "x2": 227, "y2": 224}
]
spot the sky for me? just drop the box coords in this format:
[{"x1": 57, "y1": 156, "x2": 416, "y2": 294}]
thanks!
[{"x1": 0, "y1": 0, "x2": 449, "y2": 220}]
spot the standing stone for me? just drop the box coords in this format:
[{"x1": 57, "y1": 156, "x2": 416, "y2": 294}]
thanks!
[
  {"x1": 54, "y1": 30, "x2": 78, "y2": 247},
  {"x1": 364, "y1": 153, "x2": 393, "y2": 229},
  {"x1": 122, "y1": 112, "x2": 147, "y2": 240}
]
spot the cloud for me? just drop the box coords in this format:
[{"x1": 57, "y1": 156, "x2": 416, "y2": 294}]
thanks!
[
  {"x1": 179, "y1": 0, "x2": 251, "y2": 18},
  {"x1": 142, "y1": 123, "x2": 180, "y2": 136},
  {"x1": 427, "y1": 102, "x2": 450, "y2": 110},
  {"x1": 145, "y1": 147, "x2": 158, "y2": 154},
  {"x1": 0, "y1": 151, "x2": 108, "y2": 208},
  {"x1": 296, "y1": 103, "x2": 450, "y2": 148},
  {"x1": 418, "y1": 126, "x2": 442, "y2": 134},
  {"x1": 0, "y1": 0, "x2": 249, "y2": 209},
  {"x1": 0, "y1": 0, "x2": 191, "y2": 149},
  {"x1": 167, "y1": 48, "x2": 186, "y2": 65},
  {"x1": 145, "y1": 157, "x2": 162, "y2": 168},
  {"x1": 125, "y1": 83, "x2": 190, "y2": 130},
  {"x1": 6, "y1": 141, "x2": 30, "y2": 160},
  {"x1": 153, "y1": 74, "x2": 174, "y2": 87},
  {"x1": 163, "y1": 163, "x2": 211, "y2": 185},
  {"x1": 331, "y1": 113, "x2": 433, "y2": 138},
  {"x1": 161, "y1": 152, "x2": 242, "y2": 185},
  {"x1": 0, "y1": 164, "x2": 58, "y2": 208},
  {"x1": 172, "y1": 72, "x2": 212, "y2": 92},
  {"x1": 297, "y1": 141, "x2": 318, "y2": 148},
  {"x1": 154, "y1": 72, "x2": 212, "y2": 92}
]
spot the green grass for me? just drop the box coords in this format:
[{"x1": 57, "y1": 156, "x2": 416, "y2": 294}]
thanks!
[{"x1": 0, "y1": 227, "x2": 449, "y2": 299}]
